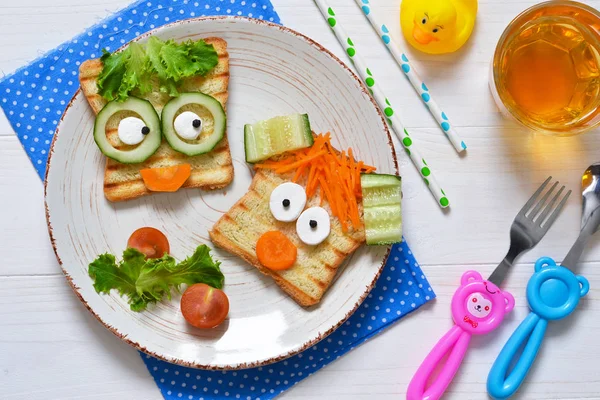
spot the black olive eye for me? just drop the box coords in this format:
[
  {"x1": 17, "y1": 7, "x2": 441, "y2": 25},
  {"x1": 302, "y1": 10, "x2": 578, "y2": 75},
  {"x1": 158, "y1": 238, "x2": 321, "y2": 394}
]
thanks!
[
  {"x1": 422, "y1": 18, "x2": 427, "y2": 24},
  {"x1": 192, "y1": 119, "x2": 201, "y2": 128},
  {"x1": 433, "y1": 28, "x2": 439, "y2": 33},
  {"x1": 269, "y1": 182, "x2": 307, "y2": 222},
  {"x1": 296, "y1": 207, "x2": 331, "y2": 246},
  {"x1": 141, "y1": 126, "x2": 150, "y2": 135}
]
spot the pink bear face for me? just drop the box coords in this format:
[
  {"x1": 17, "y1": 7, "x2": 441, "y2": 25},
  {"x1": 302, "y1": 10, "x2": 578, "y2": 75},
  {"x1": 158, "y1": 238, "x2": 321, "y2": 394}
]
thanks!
[
  {"x1": 467, "y1": 293, "x2": 492, "y2": 318},
  {"x1": 451, "y1": 271, "x2": 515, "y2": 335}
]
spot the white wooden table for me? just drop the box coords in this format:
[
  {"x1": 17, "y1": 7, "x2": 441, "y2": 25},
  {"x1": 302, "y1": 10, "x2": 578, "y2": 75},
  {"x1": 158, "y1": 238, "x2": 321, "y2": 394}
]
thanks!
[{"x1": 2, "y1": 0, "x2": 600, "y2": 398}]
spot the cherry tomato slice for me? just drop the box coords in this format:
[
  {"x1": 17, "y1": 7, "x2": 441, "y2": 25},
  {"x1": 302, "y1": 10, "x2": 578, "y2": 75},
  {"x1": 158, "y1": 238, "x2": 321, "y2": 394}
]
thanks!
[
  {"x1": 181, "y1": 283, "x2": 229, "y2": 329},
  {"x1": 127, "y1": 227, "x2": 170, "y2": 259}
]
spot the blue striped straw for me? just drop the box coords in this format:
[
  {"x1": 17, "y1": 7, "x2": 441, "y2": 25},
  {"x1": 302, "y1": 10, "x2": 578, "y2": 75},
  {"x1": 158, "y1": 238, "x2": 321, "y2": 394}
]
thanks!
[{"x1": 355, "y1": 0, "x2": 467, "y2": 153}]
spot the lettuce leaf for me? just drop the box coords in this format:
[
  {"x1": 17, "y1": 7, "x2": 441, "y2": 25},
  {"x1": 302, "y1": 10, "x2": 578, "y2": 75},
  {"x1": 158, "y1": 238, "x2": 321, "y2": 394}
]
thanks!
[
  {"x1": 160, "y1": 39, "x2": 219, "y2": 80},
  {"x1": 160, "y1": 39, "x2": 195, "y2": 79},
  {"x1": 123, "y1": 42, "x2": 152, "y2": 96},
  {"x1": 145, "y1": 36, "x2": 178, "y2": 97},
  {"x1": 97, "y1": 49, "x2": 129, "y2": 102},
  {"x1": 88, "y1": 245, "x2": 224, "y2": 312},
  {"x1": 154, "y1": 244, "x2": 224, "y2": 290},
  {"x1": 186, "y1": 39, "x2": 220, "y2": 74},
  {"x1": 88, "y1": 252, "x2": 137, "y2": 295},
  {"x1": 96, "y1": 36, "x2": 219, "y2": 101}
]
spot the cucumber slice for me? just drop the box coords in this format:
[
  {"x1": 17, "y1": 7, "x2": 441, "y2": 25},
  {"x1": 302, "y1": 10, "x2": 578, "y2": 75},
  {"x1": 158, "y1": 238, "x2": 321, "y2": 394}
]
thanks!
[
  {"x1": 161, "y1": 92, "x2": 226, "y2": 156},
  {"x1": 361, "y1": 173, "x2": 402, "y2": 246},
  {"x1": 94, "y1": 97, "x2": 161, "y2": 164},
  {"x1": 244, "y1": 113, "x2": 313, "y2": 163}
]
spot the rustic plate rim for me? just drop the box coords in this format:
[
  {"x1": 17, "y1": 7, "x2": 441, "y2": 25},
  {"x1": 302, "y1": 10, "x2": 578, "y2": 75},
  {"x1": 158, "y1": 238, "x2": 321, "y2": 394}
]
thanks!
[{"x1": 44, "y1": 16, "x2": 398, "y2": 370}]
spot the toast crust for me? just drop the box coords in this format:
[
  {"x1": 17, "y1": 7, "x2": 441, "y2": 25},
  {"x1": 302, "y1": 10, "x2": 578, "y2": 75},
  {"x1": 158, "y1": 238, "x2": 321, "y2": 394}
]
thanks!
[
  {"x1": 79, "y1": 37, "x2": 233, "y2": 202},
  {"x1": 210, "y1": 169, "x2": 365, "y2": 306}
]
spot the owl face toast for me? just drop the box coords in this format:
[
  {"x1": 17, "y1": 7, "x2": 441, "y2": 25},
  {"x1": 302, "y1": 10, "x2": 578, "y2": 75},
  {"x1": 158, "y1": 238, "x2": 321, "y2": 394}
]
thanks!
[{"x1": 79, "y1": 36, "x2": 233, "y2": 202}]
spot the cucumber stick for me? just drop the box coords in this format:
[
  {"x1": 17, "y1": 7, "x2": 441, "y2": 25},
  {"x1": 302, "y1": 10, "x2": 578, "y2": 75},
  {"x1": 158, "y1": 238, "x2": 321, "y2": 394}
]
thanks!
[
  {"x1": 244, "y1": 113, "x2": 313, "y2": 163},
  {"x1": 94, "y1": 97, "x2": 162, "y2": 164},
  {"x1": 361, "y1": 173, "x2": 402, "y2": 246}
]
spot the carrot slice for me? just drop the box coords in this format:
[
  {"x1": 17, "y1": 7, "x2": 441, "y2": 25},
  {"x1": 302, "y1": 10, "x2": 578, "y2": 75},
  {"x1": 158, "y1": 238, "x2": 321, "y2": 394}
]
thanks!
[
  {"x1": 140, "y1": 164, "x2": 191, "y2": 192},
  {"x1": 256, "y1": 231, "x2": 297, "y2": 271}
]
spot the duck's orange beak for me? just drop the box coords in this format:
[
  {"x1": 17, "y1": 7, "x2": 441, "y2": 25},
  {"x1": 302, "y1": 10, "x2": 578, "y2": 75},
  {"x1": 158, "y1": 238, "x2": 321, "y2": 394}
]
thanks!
[{"x1": 412, "y1": 24, "x2": 439, "y2": 45}]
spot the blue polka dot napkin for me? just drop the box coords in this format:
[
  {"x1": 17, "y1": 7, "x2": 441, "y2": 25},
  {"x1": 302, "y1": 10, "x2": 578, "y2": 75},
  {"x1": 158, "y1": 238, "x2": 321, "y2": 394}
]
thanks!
[{"x1": 0, "y1": 1, "x2": 436, "y2": 399}]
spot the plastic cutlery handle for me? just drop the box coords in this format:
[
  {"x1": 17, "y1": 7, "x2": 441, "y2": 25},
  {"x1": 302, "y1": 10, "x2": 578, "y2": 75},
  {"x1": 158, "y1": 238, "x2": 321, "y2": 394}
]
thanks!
[
  {"x1": 487, "y1": 313, "x2": 548, "y2": 399},
  {"x1": 407, "y1": 325, "x2": 471, "y2": 400},
  {"x1": 486, "y1": 257, "x2": 590, "y2": 399},
  {"x1": 407, "y1": 271, "x2": 516, "y2": 400}
]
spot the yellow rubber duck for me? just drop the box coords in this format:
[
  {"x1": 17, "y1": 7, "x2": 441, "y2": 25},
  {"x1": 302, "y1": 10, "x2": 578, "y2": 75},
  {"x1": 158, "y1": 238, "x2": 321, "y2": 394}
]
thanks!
[{"x1": 400, "y1": 0, "x2": 477, "y2": 54}]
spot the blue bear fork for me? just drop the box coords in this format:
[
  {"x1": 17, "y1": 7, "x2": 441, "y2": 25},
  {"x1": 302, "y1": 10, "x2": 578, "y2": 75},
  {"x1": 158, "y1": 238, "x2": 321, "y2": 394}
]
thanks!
[
  {"x1": 487, "y1": 257, "x2": 589, "y2": 399},
  {"x1": 488, "y1": 165, "x2": 600, "y2": 399}
]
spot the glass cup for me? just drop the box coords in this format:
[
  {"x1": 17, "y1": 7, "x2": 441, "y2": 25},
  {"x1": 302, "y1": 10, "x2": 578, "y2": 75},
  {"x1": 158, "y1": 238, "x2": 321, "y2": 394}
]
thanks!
[{"x1": 490, "y1": 1, "x2": 600, "y2": 135}]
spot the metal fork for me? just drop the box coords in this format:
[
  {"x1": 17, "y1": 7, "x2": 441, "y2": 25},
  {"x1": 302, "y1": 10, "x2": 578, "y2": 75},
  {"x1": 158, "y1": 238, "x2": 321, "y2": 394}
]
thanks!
[{"x1": 488, "y1": 176, "x2": 572, "y2": 286}]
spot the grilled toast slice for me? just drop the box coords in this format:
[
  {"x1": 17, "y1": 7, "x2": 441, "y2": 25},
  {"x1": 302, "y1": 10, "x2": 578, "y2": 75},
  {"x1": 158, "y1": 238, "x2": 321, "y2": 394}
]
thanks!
[
  {"x1": 209, "y1": 169, "x2": 366, "y2": 306},
  {"x1": 79, "y1": 37, "x2": 233, "y2": 202}
]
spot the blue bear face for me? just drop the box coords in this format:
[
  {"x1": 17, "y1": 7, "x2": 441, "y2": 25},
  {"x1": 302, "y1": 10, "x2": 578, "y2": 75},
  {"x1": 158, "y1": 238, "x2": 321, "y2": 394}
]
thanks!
[{"x1": 528, "y1": 257, "x2": 589, "y2": 320}]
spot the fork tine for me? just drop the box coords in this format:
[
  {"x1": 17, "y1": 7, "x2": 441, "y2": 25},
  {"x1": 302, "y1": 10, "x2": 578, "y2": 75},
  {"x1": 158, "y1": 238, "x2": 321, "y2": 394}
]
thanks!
[
  {"x1": 519, "y1": 176, "x2": 552, "y2": 216},
  {"x1": 529, "y1": 181, "x2": 559, "y2": 220},
  {"x1": 536, "y1": 185, "x2": 565, "y2": 225},
  {"x1": 541, "y1": 189, "x2": 572, "y2": 229}
]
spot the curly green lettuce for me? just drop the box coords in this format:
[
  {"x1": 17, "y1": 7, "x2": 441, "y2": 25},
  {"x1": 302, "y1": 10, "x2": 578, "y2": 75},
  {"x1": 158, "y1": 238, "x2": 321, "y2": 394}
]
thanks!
[
  {"x1": 96, "y1": 49, "x2": 129, "y2": 102},
  {"x1": 96, "y1": 37, "x2": 219, "y2": 102},
  {"x1": 88, "y1": 245, "x2": 224, "y2": 312},
  {"x1": 123, "y1": 42, "x2": 152, "y2": 95}
]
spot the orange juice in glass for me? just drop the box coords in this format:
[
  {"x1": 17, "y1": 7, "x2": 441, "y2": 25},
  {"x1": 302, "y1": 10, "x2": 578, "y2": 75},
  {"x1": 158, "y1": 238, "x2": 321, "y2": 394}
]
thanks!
[{"x1": 491, "y1": 1, "x2": 600, "y2": 135}]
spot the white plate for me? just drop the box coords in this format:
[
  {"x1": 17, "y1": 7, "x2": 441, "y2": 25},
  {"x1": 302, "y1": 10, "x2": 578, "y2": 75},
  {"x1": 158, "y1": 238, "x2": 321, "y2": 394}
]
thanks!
[{"x1": 45, "y1": 17, "x2": 397, "y2": 369}]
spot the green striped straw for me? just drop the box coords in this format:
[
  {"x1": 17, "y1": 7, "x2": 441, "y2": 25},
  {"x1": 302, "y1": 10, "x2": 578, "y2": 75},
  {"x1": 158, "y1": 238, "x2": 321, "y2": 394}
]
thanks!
[
  {"x1": 314, "y1": 0, "x2": 450, "y2": 208},
  {"x1": 354, "y1": 0, "x2": 466, "y2": 153}
]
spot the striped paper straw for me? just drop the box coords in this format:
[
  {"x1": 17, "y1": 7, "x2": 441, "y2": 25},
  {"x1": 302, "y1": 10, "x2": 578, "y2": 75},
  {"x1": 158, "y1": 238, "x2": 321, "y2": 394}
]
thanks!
[
  {"x1": 355, "y1": 0, "x2": 467, "y2": 154},
  {"x1": 314, "y1": 0, "x2": 450, "y2": 208}
]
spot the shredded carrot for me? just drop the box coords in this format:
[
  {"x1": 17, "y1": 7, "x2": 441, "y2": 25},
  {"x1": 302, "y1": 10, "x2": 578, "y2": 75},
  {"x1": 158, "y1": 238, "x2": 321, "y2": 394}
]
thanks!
[
  {"x1": 275, "y1": 150, "x2": 327, "y2": 173},
  {"x1": 348, "y1": 148, "x2": 356, "y2": 191},
  {"x1": 254, "y1": 133, "x2": 376, "y2": 231},
  {"x1": 305, "y1": 163, "x2": 318, "y2": 196},
  {"x1": 318, "y1": 175, "x2": 336, "y2": 218},
  {"x1": 293, "y1": 162, "x2": 308, "y2": 182}
]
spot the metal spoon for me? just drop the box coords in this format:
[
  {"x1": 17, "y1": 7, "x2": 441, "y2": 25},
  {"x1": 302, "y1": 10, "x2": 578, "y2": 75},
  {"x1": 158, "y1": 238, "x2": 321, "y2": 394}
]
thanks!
[{"x1": 562, "y1": 163, "x2": 600, "y2": 269}]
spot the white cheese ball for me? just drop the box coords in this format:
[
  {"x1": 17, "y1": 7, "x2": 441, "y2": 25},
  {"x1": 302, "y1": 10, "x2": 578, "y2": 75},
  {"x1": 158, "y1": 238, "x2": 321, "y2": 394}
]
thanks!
[
  {"x1": 174, "y1": 111, "x2": 203, "y2": 140},
  {"x1": 296, "y1": 207, "x2": 331, "y2": 246},
  {"x1": 117, "y1": 116, "x2": 147, "y2": 145},
  {"x1": 269, "y1": 182, "x2": 307, "y2": 222}
]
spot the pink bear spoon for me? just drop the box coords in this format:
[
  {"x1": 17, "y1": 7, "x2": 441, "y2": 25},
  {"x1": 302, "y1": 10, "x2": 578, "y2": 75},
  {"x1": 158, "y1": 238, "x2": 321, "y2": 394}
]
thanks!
[{"x1": 407, "y1": 271, "x2": 515, "y2": 400}]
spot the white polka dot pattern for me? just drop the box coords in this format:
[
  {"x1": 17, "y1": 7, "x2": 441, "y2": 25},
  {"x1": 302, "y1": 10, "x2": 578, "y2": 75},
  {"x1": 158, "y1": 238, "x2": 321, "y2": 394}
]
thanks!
[
  {"x1": 0, "y1": 1, "x2": 435, "y2": 399},
  {"x1": 0, "y1": 0, "x2": 280, "y2": 179},
  {"x1": 141, "y1": 239, "x2": 434, "y2": 400}
]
